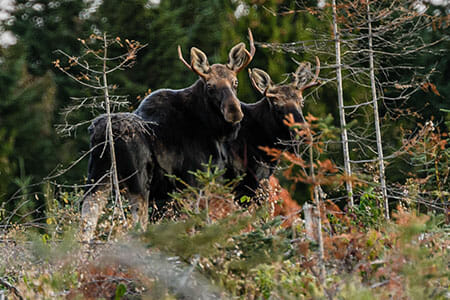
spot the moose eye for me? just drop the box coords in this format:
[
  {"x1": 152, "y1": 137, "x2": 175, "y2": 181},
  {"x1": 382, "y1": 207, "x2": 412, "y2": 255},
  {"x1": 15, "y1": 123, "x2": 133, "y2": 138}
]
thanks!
[
  {"x1": 206, "y1": 83, "x2": 216, "y2": 96},
  {"x1": 233, "y1": 80, "x2": 238, "y2": 89}
]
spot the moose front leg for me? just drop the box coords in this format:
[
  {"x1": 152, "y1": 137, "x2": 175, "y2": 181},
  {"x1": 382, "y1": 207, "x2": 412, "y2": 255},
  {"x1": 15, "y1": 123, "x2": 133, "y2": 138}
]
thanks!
[{"x1": 80, "y1": 185, "x2": 109, "y2": 243}]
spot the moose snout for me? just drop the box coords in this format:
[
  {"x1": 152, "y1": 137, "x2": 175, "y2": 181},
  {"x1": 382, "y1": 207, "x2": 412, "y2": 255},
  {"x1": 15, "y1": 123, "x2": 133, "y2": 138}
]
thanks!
[
  {"x1": 285, "y1": 102, "x2": 304, "y2": 124},
  {"x1": 222, "y1": 100, "x2": 244, "y2": 124},
  {"x1": 292, "y1": 110, "x2": 304, "y2": 123}
]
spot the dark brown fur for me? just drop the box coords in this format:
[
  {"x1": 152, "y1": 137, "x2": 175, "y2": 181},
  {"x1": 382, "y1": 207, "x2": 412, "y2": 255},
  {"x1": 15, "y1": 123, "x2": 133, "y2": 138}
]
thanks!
[
  {"x1": 225, "y1": 61, "x2": 320, "y2": 201},
  {"x1": 81, "y1": 39, "x2": 255, "y2": 240}
]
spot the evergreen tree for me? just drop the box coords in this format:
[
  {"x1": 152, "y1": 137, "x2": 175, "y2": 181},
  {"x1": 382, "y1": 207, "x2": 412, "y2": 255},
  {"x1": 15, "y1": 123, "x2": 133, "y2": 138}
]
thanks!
[
  {"x1": 7, "y1": 0, "x2": 90, "y2": 77},
  {"x1": 91, "y1": 0, "x2": 234, "y2": 109},
  {"x1": 0, "y1": 44, "x2": 57, "y2": 202},
  {"x1": 399, "y1": 16, "x2": 450, "y2": 127},
  {"x1": 1, "y1": 0, "x2": 92, "y2": 204},
  {"x1": 221, "y1": 0, "x2": 326, "y2": 103}
]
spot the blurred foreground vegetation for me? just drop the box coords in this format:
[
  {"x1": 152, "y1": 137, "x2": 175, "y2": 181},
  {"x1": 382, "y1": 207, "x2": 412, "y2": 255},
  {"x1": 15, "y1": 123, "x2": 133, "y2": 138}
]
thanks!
[{"x1": 0, "y1": 171, "x2": 448, "y2": 299}]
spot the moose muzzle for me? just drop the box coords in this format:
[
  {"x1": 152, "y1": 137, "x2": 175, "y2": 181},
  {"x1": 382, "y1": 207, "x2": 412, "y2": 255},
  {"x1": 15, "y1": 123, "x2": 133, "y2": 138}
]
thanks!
[{"x1": 222, "y1": 97, "x2": 244, "y2": 124}]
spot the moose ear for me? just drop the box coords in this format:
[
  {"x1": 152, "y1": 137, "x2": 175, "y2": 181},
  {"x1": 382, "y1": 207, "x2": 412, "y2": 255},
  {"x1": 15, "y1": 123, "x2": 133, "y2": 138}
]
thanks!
[
  {"x1": 191, "y1": 47, "x2": 211, "y2": 77},
  {"x1": 248, "y1": 68, "x2": 272, "y2": 95},
  {"x1": 292, "y1": 62, "x2": 311, "y2": 89},
  {"x1": 227, "y1": 42, "x2": 248, "y2": 72}
]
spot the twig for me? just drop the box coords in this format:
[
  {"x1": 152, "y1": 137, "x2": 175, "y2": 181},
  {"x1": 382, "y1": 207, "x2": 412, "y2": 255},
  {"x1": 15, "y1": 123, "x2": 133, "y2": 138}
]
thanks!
[
  {"x1": 370, "y1": 280, "x2": 390, "y2": 289},
  {"x1": 0, "y1": 277, "x2": 24, "y2": 300}
]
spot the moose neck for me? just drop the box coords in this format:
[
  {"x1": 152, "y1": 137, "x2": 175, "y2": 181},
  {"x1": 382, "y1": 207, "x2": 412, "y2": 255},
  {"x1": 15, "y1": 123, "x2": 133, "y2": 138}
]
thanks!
[
  {"x1": 232, "y1": 97, "x2": 296, "y2": 176},
  {"x1": 240, "y1": 97, "x2": 291, "y2": 150},
  {"x1": 226, "y1": 97, "x2": 294, "y2": 199}
]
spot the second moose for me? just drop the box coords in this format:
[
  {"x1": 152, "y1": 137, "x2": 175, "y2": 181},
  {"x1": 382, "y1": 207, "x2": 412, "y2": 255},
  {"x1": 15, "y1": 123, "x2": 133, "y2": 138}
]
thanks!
[{"x1": 225, "y1": 57, "x2": 320, "y2": 201}]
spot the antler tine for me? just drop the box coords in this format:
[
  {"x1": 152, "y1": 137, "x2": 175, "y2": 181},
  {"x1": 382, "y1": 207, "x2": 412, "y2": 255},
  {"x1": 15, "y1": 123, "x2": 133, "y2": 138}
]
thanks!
[
  {"x1": 300, "y1": 56, "x2": 320, "y2": 91},
  {"x1": 178, "y1": 45, "x2": 192, "y2": 71},
  {"x1": 235, "y1": 28, "x2": 256, "y2": 73},
  {"x1": 248, "y1": 28, "x2": 256, "y2": 59}
]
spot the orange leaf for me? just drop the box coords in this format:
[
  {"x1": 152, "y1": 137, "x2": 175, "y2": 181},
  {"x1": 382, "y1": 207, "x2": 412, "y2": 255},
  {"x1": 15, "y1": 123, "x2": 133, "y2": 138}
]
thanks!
[
  {"x1": 305, "y1": 113, "x2": 318, "y2": 122},
  {"x1": 421, "y1": 82, "x2": 429, "y2": 92},
  {"x1": 318, "y1": 159, "x2": 338, "y2": 173},
  {"x1": 259, "y1": 146, "x2": 282, "y2": 160},
  {"x1": 282, "y1": 152, "x2": 307, "y2": 168},
  {"x1": 429, "y1": 83, "x2": 441, "y2": 96}
]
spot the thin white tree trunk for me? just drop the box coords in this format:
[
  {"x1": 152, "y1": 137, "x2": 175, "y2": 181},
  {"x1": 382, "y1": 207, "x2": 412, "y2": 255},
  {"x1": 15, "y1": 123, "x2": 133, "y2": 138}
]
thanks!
[
  {"x1": 367, "y1": 3, "x2": 389, "y2": 219},
  {"x1": 102, "y1": 33, "x2": 126, "y2": 225},
  {"x1": 308, "y1": 129, "x2": 325, "y2": 282},
  {"x1": 332, "y1": 0, "x2": 354, "y2": 207},
  {"x1": 313, "y1": 185, "x2": 325, "y2": 282}
]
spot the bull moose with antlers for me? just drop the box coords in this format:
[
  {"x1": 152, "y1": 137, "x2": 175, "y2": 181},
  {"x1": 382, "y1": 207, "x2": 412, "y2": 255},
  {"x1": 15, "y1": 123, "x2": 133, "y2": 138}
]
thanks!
[
  {"x1": 81, "y1": 31, "x2": 255, "y2": 241},
  {"x1": 225, "y1": 57, "x2": 320, "y2": 201}
]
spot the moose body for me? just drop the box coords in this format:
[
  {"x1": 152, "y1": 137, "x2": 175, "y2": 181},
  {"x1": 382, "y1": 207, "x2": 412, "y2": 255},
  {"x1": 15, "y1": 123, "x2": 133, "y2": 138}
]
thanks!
[
  {"x1": 81, "y1": 32, "x2": 255, "y2": 241},
  {"x1": 226, "y1": 58, "x2": 320, "y2": 200},
  {"x1": 133, "y1": 80, "x2": 242, "y2": 212},
  {"x1": 225, "y1": 98, "x2": 299, "y2": 200},
  {"x1": 87, "y1": 113, "x2": 154, "y2": 197},
  {"x1": 83, "y1": 112, "x2": 155, "y2": 238}
]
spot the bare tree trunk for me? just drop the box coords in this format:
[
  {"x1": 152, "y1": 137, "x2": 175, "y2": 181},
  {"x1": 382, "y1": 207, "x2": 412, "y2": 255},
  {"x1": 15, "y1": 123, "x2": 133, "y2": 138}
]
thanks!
[
  {"x1": 332, "y1": 0, "x2": 354, "y2": 207},
  {"x1": 308, "y1": 130, "x2": 325, "y2": 283},
  {"x1": 367, "y1": 3, "x2": 389, "y2": 219},
  {"x1": 313, "y1": 186, "x2": 325, "y2": 282},
  {"x1": 102, "y1": 33, "x2": 126, "y2": 225}
]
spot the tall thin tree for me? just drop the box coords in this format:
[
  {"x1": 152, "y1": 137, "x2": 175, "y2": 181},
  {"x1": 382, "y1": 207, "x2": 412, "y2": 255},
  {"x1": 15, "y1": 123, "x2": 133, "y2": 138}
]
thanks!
[
  {"x1": 332, "y1": 0, "x2": 354, "y2": 207},
  {"x1": 54, "y1": 33, "x2": 145, "y2": 240}
]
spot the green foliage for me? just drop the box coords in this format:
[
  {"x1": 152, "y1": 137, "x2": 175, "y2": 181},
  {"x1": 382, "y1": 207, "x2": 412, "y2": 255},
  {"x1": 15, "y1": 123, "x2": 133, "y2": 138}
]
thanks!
[
  {"x1": 6, "y1": 0, "x2": 89, "y2": 77},
  {"x1": 90, "y1": 0, "x2": 235, "y2": 106},
  {"x1": 4, "y1": 1, "x2": 92, "y2": 187},
  {"x1": 44, "y1": 183, "x2": 81, "y2": 235},
  {"x1": 221, "y1": 0, "x2": 330, "y2": 104},
  {"x1": 115, "y1": 283, "x2": 127, "y2": 300},
  {"x1": 397, "y1": 13, "x2": 450, "y2": 127},
  {"x1": 167, "y1": 157, "x2": 243, "y2": 216},
  {"x1": 29, "y1": 229, "x2": 79, "y2": 263},
  {"x1": 398, "y1": 123, "x2": 449, "y2": 214},
  {"x1": 0, "y1": 44, "x2": 58, "y2": 200},
  {"x1": 0, "y1": 128, "x2": 16, "y2": 199},
  {"x1": 9, "y1": 158, "x2": 35, "y2": 223},
  {"x1": 251, "y1": 261, "x2": 326, "y2": 299},
  {"x1": 0, "y1": 181, "x2": 448, "y2": 299},
  {"x1": 145, "y1": 211, "x2": 252, "y2": 259},
  {"x1": 352, "y1": 187, "x2": 384, "y2": 229},
  {"x1": 143, "y1": 208, "x2": 298, "y2": 296}
]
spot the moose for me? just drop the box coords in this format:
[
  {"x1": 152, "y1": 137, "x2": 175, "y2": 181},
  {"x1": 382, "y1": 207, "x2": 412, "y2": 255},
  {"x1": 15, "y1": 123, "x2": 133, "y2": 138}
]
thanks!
[
  {"x1": 81, "y1": 112, "x2": 154, "y2": 242},
  {"x1": 81, "y1": 32, "x2": 255, "y2": 242},
  {"x1": 225, "y1": 57, "x2": 320, "y2": 201}
]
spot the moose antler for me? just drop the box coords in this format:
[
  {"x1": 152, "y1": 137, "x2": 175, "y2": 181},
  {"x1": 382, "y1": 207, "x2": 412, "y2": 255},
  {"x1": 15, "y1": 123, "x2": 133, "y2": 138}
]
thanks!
[
  {"x1": 234, "y1": 28, "x2": 256, "y2": 74},
  {"x1": 299, "y1": 56, "x2": 320, "y2": 91},
  {"x1": 178, "y1": 45, "x2": 192, "y2": 71},
  {"x1": 179, "y1": 28, "x2": 255, "y2": 73}
]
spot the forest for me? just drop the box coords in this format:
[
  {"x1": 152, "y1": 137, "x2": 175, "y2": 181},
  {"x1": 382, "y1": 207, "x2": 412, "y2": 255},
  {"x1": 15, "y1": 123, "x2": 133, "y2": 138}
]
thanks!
[{"x1": 0, "y1": 0, "x2": 449, "y2": 299}]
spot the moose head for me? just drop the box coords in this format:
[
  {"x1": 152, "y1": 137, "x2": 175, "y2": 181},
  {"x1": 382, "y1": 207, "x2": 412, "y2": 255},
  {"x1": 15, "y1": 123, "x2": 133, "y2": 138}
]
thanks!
[
  {"x1": 248, "y1": 56, "x2": 320, "y2": 124},
  {"x1": 178, "y1": 29, "x2": 255, "y2": 125}
]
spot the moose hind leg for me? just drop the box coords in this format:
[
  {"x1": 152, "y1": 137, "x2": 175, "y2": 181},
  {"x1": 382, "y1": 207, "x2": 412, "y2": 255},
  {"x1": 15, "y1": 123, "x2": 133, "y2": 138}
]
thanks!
[
  {"x1": 128, "y1": 193, "x2": 149, "y2": 229},
  {"x1": 80, "y1": 185, "x2": 109, "y2": 243}
]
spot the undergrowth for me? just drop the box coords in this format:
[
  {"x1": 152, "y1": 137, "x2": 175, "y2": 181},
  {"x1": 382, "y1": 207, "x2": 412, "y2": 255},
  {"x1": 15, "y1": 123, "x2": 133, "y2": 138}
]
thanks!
[
  {"x1": 0, "y1": 174, "x2": 448, "y2": 299},
  {"x1": 0, "y1": 117, "x2": 448, "y2": 299}
]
